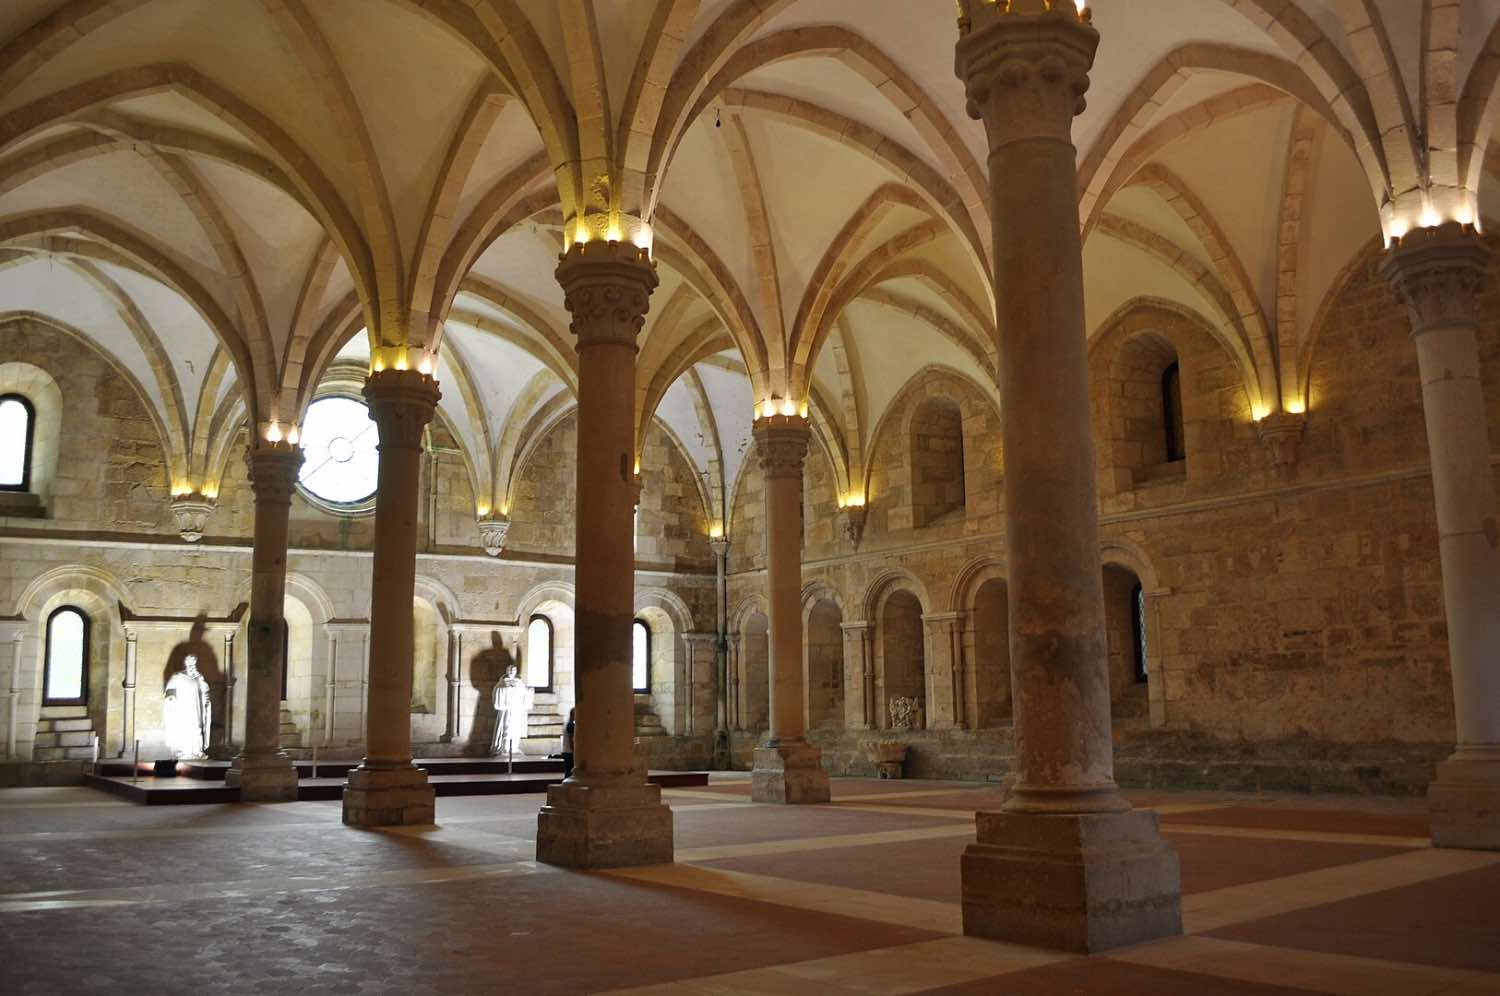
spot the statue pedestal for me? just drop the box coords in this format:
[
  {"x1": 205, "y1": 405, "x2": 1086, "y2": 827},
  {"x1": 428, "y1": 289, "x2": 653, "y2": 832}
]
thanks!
[
  {"x1": 225, "y1": 750, "x2": 297, "y2": 803},
  {"x1": 341, "y1": 762, "x2": 435, "y2": 827},
  {"x1": 751, "y1": 741, "x2": 830, "y2": 804},
  {"x1": 536, "y1": 778, "x2": 673, "y2": 868},
  {"x1": 962, "y1": 809, "x2": 1181, "y2": 953}
]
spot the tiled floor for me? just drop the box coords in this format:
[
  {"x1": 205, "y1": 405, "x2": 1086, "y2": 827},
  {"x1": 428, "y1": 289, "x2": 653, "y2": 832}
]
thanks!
[{"x1": 1, "y1": 776, "x2": 1497, "y2": 995}]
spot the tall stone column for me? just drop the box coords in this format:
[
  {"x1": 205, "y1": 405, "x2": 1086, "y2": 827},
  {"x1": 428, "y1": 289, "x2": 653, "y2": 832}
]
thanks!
[
  {"x1": 341, "y1": 368, "x2": 439, "y2": 827},
  {"x1": 710, "y1": 534, "x2": 731, "y2": 768},
  {"x1": 226, "y1": 444, "x2": 303, "y2": 802},
  {"x1": 840, "y1": 621, "x2": 875, "y2": 729},
  {"x1": 750, "y1": 414, "x2": 830, "y2": 804},
  {"x1": 537, "y1": 239, "x2": 672, "y2": 867},
  {"x1": 955, "y1": 0, "x2": 1180, "y2": 951},
  {"x1": 1380, "y1": 223, "x2": 1499, "y2": 850}
]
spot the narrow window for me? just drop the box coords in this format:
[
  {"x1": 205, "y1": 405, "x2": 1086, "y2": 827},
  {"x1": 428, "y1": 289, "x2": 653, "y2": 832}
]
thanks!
[
  {"x1": 525, "y1": 615, "x2": 553, "y2": 691},
  {"x1": 0, "y1": 394, "x2": 35, "y2": 491},
  {"x1": 632, "y1": 619, "x2": 650, "y2": 692},
  {"x1": 44, "y1": 606, "x2": 89, "y2": 705},
  {"x1": 1162, "y1": 363, "x2": 1185, "y2": 462},
  {"x1": 1131, "y1": 583, "x2": 1148, "y2": 684}
]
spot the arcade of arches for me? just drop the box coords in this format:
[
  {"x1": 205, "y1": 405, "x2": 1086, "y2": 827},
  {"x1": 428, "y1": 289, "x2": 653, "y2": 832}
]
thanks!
[{"x1": 4, "y1": 0, "x2": 1500, "y2": 990}]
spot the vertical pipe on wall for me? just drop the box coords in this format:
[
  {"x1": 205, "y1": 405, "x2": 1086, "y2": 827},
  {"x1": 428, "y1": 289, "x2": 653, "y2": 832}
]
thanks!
[
  {"x1": 324, "y1": 630, "x2": 337, "y2": 746},
  {"x1": 120, "y1": 630, "x2": 137, "y2": 757}
]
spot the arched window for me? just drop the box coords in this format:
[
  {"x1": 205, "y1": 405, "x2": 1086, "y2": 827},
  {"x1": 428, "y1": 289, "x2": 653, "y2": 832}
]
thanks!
[
  {"x1": 0, "y1": 393, "x2": 36, "y2": 492},
  {"x1": 631, "y1": 619, "x2": 650, "y2": 692},
  {"x1": 1161, "y1": 363, "x2": 1185, "y2": 463},
  {"x1": 44, "y1": 606, "x2": 90, "y2": 706},
  {"x1": 911, "y1": 396, "x2": 966, "y2": 527},
  {"x1": 1131, "y1": 583, "x2": 1148, "y2": 684},
  {"x1": 525, "y1": 615, "x2": 553, "y2": 691}
]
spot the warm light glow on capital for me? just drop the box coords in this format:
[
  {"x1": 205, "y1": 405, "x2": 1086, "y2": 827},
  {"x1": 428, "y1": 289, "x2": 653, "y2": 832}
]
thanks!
[
  {"x1": 1250, "y1": 404, "x2": 1270, "y2": 422},
  {"x1": 1285, "y1": 399, "x2": 1306, "y2": 415},
  {"x1": 708, "y1": 523, "x2": 724, "y2": 539}
]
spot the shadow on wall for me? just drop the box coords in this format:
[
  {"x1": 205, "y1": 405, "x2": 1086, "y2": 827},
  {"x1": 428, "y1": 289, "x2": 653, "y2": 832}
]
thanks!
[
  {"x1": 466, "y1": 632, "x2": 512, "y2": 755},
  {"x1": 161, "y1": 615, "x2": 223, "y2": 746}
]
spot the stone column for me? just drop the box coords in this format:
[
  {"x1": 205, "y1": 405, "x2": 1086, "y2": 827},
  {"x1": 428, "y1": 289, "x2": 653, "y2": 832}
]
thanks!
[
  {"x1": 226, "y1": 444, "x2": 303, "y2": 801},
  {"x1": 341, "y1": 368, "x2": 440, "y2": 827},
  {"x1": 727, "y1": 631, "x2": 741, "y2": 731},
  {"x1": 119, "y1": 629, "x2": 138, "y2": 757},
  {"x1": 710, "y1": 535, "x2": 731, "y2": 767},
  {"x1": 536, "y1": 239, "x2": 672, "y2": 868},
  {"x1": 923, "y1": 612, "x2": 967, "y2": 730},
  {"x1": 955, "y1": 0, "x2": 1180, "y2": 951},
  {"x1": 840, "y1": 621, "x2": 875, "y2": 729},
  {"x1": 1379, "y1": 223, "x2": 1499, "y2": 850},
  {"x1": 750, "y1": 414, "x2": 830, "y2": 804}
]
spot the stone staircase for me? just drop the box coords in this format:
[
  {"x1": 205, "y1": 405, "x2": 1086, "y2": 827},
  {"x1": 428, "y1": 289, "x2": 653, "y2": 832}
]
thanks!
[
  {"x1": 521, "y1": 691, "x2": 565, "y2": 755},
  {"x1": 634, "y1": 694, "x2": 665, "y2": 737},
  {"x1": 33, "y1": 706, "x2": 96, "y2": 761},
  {"x1": 278, "y1": 706, "x2": 300, "y2": 749}
]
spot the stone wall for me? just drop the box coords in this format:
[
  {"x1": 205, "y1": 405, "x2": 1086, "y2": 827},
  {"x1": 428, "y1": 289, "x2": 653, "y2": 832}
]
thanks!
[
  {"x1": 721, "y1": 240, "x2": 1500, "y2": 783},
  {"x1": 0, "y1": 323, "x2": 716, "y2": 763}
]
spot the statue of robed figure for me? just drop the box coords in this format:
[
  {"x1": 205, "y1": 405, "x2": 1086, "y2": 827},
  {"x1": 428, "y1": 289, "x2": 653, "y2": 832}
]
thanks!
[
  {"x1": 491, "y1": 663, "x2": 533, "y2": 767},
  {"x1": 163, "y1": 655, "x2": 212, "y2": 759}
]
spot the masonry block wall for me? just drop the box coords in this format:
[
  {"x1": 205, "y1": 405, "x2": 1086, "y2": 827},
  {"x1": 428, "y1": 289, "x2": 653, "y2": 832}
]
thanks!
[{"x1": 0, "y1": 323, "x2": 715, "y2": 761}]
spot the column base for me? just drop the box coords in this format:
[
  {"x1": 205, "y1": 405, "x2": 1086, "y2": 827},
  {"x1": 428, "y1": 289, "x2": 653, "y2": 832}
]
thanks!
[
  {"x1": 962, "y1": 809, "x2": 1182, "y2": 953},
  {"x1": 751, "y1": 741, "x2": 830, "y2": 804},
  {"x1": 341, "y1": 762, "x2": 435, "y2": 827},
  {"x1": 536, "y1": 778, "x2": 674, "y2": 868},
  {"x1": 1429, "y1": 754, "x2": 1500, "y2": 850},
  {"x1": 224, "y1": 751, "x2": 298, "y2": 803}
]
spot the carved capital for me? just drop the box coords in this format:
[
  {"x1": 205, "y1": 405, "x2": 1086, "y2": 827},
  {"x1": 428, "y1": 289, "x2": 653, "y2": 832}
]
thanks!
[
  {"x1": 245, "y1": 445, "x2": 304, "y2": 506},
  {"x1": 555, "y1": 240, "x2": 659, "y2": 350},
  {"x1": 954, "y1": 2, "x2": 1097, "y2": 145},
  {"x1": 169, "y1": 493, "x2": 218, "y2": 542},
  {"x1": 708, "y1": 535, "x2": 731, "y2": 559},
  {"x1": 1379, "y1": 223, "x2": 1491, "y2": 336},
  {"x1": 1255, "y1": 411, "x2": 1306, "y2": 477},
  {"x1": 476, "y1": 515, "x2": 511, "y2": 557},
  {"x1": 753, "y1": 414, "x2": 810, "y2": 480},
  {"x1": 363, "y1": 368, "x2": 441, "y2": 451}
]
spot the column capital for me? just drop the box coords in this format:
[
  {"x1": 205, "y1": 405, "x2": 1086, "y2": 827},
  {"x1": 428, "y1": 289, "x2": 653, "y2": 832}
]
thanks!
[
  {"x1": 555, "y1": 240, "x2": 660, "y2": 349},
  {"x1": 752, "y1": 414, "x2": 810, "y2": 479},
  {"x1": 954, "y1": 1, "x2": 1098, "y2": 144},
  {"x1": 363, "y1": 368, "x2": 441, "y2": 450},
  {"x1": 708, "y1": 535, "x2": 731, "y2": 558},
  {"x1": 244, "y1": 444, "x2": 304, "y2": 505},
  {"x1": 1379, "y1": 222, "x2": 1492, "y2": 336}
]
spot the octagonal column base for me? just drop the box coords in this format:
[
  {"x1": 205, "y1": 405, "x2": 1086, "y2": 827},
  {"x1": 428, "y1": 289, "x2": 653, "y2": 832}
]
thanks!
[
  {"x1": 962, "y1": 809, "x2": 1181, "y2": 953},
  {"x1": 341, "y1": 762, "x2": 435, "y2": 827},
  {"x1": 536, "y1": 780, "x2": 674, "y2": 868},
  {"x1": 1429, "y1": 755, "x2": 1500, "y2": 850},
  {"x1": 751, "y1": 741, "x2": 830, "y2": 804},
  {"x1": 225, "y1": 750, "x2": 297, "y2": 803}
]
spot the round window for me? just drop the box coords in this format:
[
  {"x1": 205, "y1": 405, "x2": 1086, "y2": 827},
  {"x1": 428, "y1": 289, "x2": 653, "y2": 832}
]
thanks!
[{"x1": 297, "y1": 396, "x2": 379, "y2": 507}]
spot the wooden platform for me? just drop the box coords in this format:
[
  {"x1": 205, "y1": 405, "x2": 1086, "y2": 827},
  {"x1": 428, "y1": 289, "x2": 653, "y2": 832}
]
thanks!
[{"x1": 85, "y1": 757, "x2": 708, "y2": 805}]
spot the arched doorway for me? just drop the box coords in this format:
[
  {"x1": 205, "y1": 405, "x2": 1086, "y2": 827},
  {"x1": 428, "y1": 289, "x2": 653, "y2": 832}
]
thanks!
[
  {"x1": 1103, "y1": 564, "x2": 1150, "y2": 725},
  {"x1": 738, "y1": 611, "x2": 769, "y2": 734},
  {"x1": 805, "y1": 598, "x2": 844, "y2": 730},
  {"x1": 878, "y1": 590, "x2": 925, "y2": 729},
  {"x1": 969, "y1": 578, "x2": 1011, "y2": 727}
]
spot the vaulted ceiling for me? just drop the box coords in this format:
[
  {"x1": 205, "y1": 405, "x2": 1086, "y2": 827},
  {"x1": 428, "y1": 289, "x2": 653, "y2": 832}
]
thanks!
[{"x1": 2, "y1": 0, "x2": 1498, "y2": 521}]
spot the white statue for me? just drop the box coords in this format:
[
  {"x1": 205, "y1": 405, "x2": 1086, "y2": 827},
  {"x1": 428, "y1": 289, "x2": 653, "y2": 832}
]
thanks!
[
  {"x1": 491, "y1": 663, "x2": 534, "y2": 757},
  {"x1": 163, "y1": 655, "x2": 212, "y2": 759}
]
